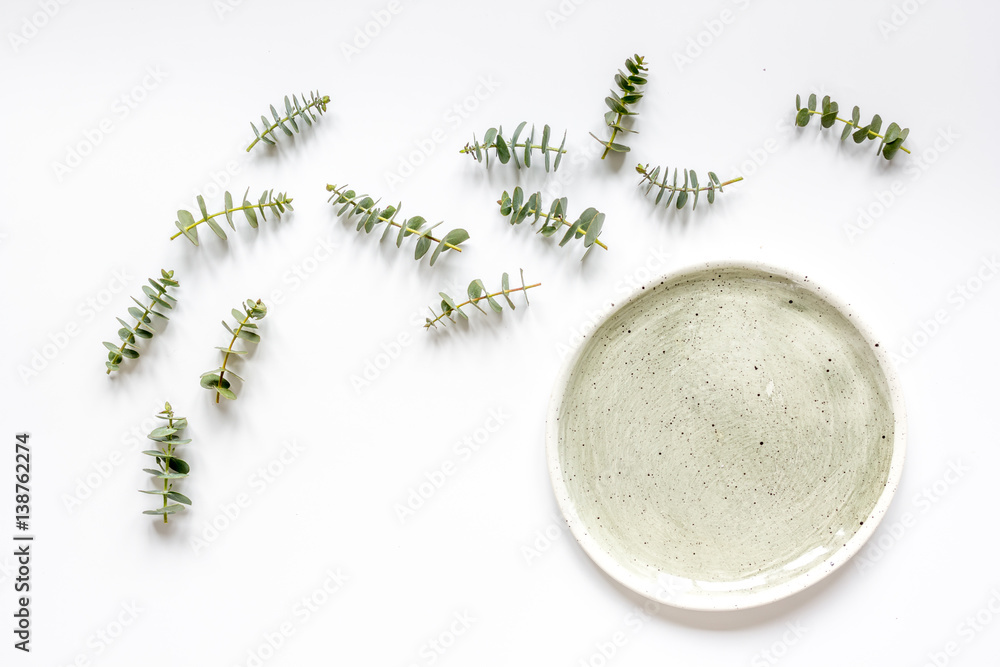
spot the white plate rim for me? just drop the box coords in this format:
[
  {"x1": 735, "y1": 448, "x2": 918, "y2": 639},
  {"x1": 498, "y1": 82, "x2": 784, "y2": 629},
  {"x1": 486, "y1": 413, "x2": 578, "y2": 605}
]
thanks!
[{"x1": 545, "y1": 259, "x2": 907, "y2": 611}]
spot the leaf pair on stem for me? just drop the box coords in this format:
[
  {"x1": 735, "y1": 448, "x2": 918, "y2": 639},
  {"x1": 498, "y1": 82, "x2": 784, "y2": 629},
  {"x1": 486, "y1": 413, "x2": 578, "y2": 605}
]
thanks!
[
  {"x1": 200, "y1": 299, "x2": 267, "y2": 402},
  {"x1": 326, "y1": 184, "x2": 469, "y2": 266},
  {"x1": 140, "y1": 402, "x2": 192, "y2": 523}
]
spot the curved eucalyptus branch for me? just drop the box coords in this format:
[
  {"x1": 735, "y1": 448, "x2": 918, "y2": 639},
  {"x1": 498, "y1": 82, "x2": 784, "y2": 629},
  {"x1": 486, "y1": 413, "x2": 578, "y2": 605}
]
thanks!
[
  {"x1": 247, "y1": 91, "x2": 330, "y2": 152},
  {"x1": 171, "y1": 188, "x2": 293, "y2": 245},
  {"x1": 795, "y1": 93, "x2": 910, "y2": 160},
  {"x1": 140, "y1": 402, "x2": 192, "y2": 524},
  {"x1": 103, "y1": 269, "x2": 178, "y2": 374},
  {"x1": 200, "y1": 299, "x2": 267, "y2": 403},
  {"x1": 497, "y1": 187, "x2": 607, "y2": 256},
  {"x1": 460, "y1": 122, "x2": 567, "y2": 171},
  {"x1": 326, "y1": 183, "x2": 469, "y2": 266},
  {"x1": 635, "y1": 164, "x2": 743, "y2": 210},
  {"x1": 425, "y1": 270, "x2": 540, "y2": 329},
  {"x1": 590, "y1": 54, "x2": 647, "y2": 159}
]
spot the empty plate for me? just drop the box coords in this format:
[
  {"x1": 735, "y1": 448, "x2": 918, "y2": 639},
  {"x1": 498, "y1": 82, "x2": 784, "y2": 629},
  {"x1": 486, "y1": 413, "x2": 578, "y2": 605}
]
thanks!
[{"x1": 547, "y1": 262, "x2": 905, "y2": 610}]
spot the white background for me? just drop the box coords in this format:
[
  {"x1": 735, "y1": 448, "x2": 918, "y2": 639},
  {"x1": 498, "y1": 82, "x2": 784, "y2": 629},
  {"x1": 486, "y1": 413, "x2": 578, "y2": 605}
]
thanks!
[{"x1": 2, "y1": 0, "x2": 998, "y2": 665}]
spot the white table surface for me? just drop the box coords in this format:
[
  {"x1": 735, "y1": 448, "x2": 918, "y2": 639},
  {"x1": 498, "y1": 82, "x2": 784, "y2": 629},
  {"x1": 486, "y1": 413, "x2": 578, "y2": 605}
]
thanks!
[{"x1": 2, "y1": 0, "x2": 999, "y2": 664}]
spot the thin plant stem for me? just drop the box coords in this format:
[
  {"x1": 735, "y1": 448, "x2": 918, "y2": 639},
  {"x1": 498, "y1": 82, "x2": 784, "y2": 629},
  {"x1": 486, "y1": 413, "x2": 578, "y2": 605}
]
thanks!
[
  {"x1": 216, "y1": 309, "x2": 252, "y2": 404},
  {"x1": 424, "y1": 283, "x2": 541, "y2": 328},
  {"x1": 108, "y1": 298, "x2": 156, "y2": 375},
  {"x1": 802, "y1": 109, "x2": 911, "y2": 154},
  {"x1": 169, "y1": 201, "x2": 288, "y2": 240},
  {"x1": 326, "y1": 186, "x2": 464, "y2": 253},
  {"x1": 496, "y1": 199, "x2": 609, "y2": 250},
  {"x1": 246, "y1": 95, "x2": 330, "y2": 152}
]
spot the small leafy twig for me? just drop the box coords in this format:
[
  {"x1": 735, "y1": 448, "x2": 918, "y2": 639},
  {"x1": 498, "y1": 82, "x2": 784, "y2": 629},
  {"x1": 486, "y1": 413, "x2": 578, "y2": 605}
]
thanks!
[
  {"x1": 460, "y1": 122, "x2": 567, "y2": 171},
  {"x1": 171, "y1": 188, "x2": 293, "y2": 245},
  {"x1": 497, "y1": 187, "x2": 607, "y2": 256},
  {"x1": 590, "y1": 54, "x2": 647, "y2": 159},
  {"x1": 326, "y1": 184, "x2": 469, "y2": 266},
  {"x1": 635, "y1": 164, "x2": 743, "y2": 210},
  {"x1": 794, "y1": 93, "x2": 910, "y2": 160},
  {"x1": 140, "y1": 402, "x2": 192, "y2": 523},
  {"x1": 103, "y1": 269, "x2": 178, "y2": 374},
  {"x1": 200, "y1": 299, "x2": 267, "y2": 403},
  {"x1": 247, "y1": 91, "x2": 330, "y2": 152},
  {"x1": 425, "y1": 270, "x2": 540, "y2": 329}
]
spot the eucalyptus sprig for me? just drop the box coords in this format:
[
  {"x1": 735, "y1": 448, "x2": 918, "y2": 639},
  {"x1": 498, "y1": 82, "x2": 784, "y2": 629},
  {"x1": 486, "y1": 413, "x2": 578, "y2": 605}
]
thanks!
[
  {"x1": 326, "y1": 184, "x2": 469, "y2": 266},
  {"x1": 246, "y1": 91, "x2": 330, "y2": 152},
  {"x1": 460, "y1": 122, "x2": 567, "y2": 171},
  {"x1": 170, "y1": 188, "x2": 293, "y2": 245},
  {"x1": 200, "y1": 299, "x2": 267, "y2": 403},
  {"x1": 635, "y1": 164, "x2": 743, "y2": 210},
  {"x1": 103, "y1": 269, "x2": 178, "y2": 374},
  {"x1": 794, "y1": 93, "x2": 910, "y2": 160},
  {"x1": 497, "y1": 187, "x2": 607, "y2": 256},
  {"x1": 140, "y1": 402, "x2": 192, "y2": 523},
  {"x1": 424, "y1": 270, "x2": 540, "y2": 329},
  {"x1": 590, "y1": 54, "x2": 647, "y2": 159}
]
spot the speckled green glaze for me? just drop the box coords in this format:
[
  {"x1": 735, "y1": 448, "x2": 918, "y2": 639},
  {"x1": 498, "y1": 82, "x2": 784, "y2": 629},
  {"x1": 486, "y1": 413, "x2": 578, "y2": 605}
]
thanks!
[{"x1": 547, "y1": 263, "x2": 905, "y2": 610}]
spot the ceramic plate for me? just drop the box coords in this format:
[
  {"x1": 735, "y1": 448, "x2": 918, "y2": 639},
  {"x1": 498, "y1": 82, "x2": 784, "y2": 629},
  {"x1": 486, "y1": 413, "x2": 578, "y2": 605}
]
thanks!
[{"x1": 547, "y1": 262, "x2": 905, "y2": 610}]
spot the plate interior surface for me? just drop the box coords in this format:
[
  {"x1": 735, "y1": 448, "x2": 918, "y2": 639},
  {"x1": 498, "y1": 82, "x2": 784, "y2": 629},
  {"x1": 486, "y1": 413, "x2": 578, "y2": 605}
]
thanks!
[{"x1": 549, "y1": 264, "x2": 903, "y2": 610}]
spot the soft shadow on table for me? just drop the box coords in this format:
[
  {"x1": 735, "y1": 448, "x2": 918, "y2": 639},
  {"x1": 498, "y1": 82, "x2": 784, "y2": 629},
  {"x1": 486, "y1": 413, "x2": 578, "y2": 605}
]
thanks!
[{"x1": 581, "y1": 548, "x2": 850, "y2": 631}]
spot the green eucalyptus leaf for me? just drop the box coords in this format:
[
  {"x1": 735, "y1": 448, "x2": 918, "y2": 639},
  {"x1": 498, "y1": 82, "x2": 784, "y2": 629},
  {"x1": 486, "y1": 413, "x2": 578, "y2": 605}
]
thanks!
[
  {"x1": 495, "y1": 136, "x2": 510, "y2": 163},
  {"x1": 224, "y1": 190, "x2": 235, "y2": 229},
  {"x1": 166, "y1": 491, "x2": 192, "y2": 505},
  {"x1": 554, "y1": 130, "x2": 567, "y2": 171},
  {"x1": 142, "y1": 505, "x2": 185, "y2": 515},
  {"x1": 217, "y1": 386, "x2": 238, "y2": 400},
  {"x1": 414, "y1": 235, "x2": 432, "y2": 260},
  {"x1": 206, "y1": 217, "x2": 227, "y2": 240},
  {"x1": 236, "y1": 329, "x2": 261, "y2": 343}
]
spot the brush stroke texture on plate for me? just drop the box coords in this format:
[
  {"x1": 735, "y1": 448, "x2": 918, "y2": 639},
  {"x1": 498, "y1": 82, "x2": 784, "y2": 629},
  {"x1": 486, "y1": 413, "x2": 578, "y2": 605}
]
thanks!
[{"x1": 547, "y1": 263, "x2": 905, "y2": 610}]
